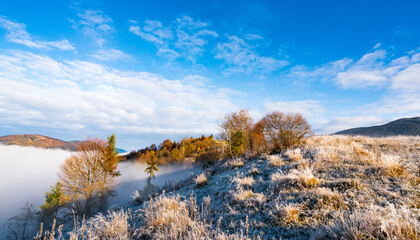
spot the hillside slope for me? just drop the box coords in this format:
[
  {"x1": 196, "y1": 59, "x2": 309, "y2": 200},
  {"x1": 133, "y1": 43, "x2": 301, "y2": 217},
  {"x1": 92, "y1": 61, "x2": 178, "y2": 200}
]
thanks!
[
  {"x1": 335, "y1": 117, "x2": 420, "y2": 137},
  {"x1": 0, "y1": 134, "x2": 82, "y2": 151},
  {"x1": 55, "y1": 135, "x2": 419, "y2": 239}
]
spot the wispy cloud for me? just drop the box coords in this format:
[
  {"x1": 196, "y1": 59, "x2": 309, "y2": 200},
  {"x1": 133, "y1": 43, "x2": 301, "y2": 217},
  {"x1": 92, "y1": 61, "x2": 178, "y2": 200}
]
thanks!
[
  {"x1": 215, "y1": 35, "x2": 289, "y2": 74},
  {"x1": 71, "y1": 10, "x2": 113, "y2": 46},
  {"x1": 88, "y1": 48, "x2": 132, "y2": 61},
  {"x1": 320, "y1": 115, "x2": 385, "y2": 134},
  {"x1": 264, "y1": 100, "x2": 325, "y2": 118},
  {"x1": 0, "y1": 16, "x2": 75, "y2": 51},
  {"x1": 129, "y1": 16, "x2": 218, "y2": 62},
  {"x1": 288, "y1": 47, "x2": 420, "y2": 90},
  {"x1": 285, "y1": 46, "x2": 420, "y2": 133},
  {"x1": 0, "y1": 50, "x2": 236, "y2": 148}
]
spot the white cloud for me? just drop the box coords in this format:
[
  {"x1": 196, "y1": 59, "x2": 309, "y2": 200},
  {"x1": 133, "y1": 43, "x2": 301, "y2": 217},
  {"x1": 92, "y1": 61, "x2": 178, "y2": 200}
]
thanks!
[
  {"x1": 286, "y1": 47, "x2": 420, "y2": 133},
  {"x1": 264, "y1": 100, "x2": 324, "y2": 118},
  {"x1": 0, "y1": 50, "x2": 237, "y2": 148},
  {"x1": 0, "y1": 16, "x2": 75, "y2": 51},
  {"x1": 175, "y1": 16, "x2": 208, "y2": 30},
  {"x1": 129, "y1": 20, "x2": 173, "y2": 45},
  {"x1": 262, "y1": 100, "x2": 329, "y2": 134},
  {"x1": 72, "y1": 10, "x2": 113, "y2": 46},
  {"x1": 129, "y1": 16, "x2": 218, "y2": 61},
  {"x1": 391, "y1": 63, "x2": 420, "y2": 93},
  {"x1": 244, "y1": 34, "x2": 263, "y2": 40},
  {"x1": 336, "y1": 69, "x2": 388, "y2": 88},
  {"x1": 88, "y1": 48, "x2": 132, "y2": 61},
  {"x1": 288, "y1": 47, "x2": 420, "y2": 90},
  {"x1": 215, "y1": 35, "x2": 289, "y2": 74},
  {"x1": 320, "y1": 115, "x2": 385, "y2": 134}
]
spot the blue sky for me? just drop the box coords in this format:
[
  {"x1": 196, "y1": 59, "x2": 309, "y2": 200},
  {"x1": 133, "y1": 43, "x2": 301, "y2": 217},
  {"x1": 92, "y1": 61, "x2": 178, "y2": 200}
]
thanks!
[{"x1": 0, "y1": 0, "x2": 419, "y2": 150}]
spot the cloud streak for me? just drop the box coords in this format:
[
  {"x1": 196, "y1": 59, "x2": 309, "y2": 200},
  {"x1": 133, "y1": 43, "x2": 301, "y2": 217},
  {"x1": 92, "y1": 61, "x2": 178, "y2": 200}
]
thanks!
[
  {"x1": 72, "y1": 10, "x2": 114, "y2": 46},
  {"x1": 88, "y1": 48, "x2": 132, "y2": 61},
  {"x1": 130, "y1": 16, "x2": 218, "y2": 62},
  {"x1": 215, "y1": 35, "x2": 289, "y2": 74},
  {"x1": 0, "y1": 16, "x2": 75, "y2": 51},
  {"x1": 285, "y1": 46, "x2": 420, "y2": 133}
]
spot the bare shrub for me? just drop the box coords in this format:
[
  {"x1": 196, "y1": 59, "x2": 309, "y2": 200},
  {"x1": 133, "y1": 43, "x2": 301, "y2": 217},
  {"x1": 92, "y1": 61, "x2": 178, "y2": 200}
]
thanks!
[
  {"x1": 249, "y1": 119, "x2": 268, "y2": 154},
  {"x1": 263, "y1": 112, "x2": 312, "y2": 150},
  {"x1": 196, "y1": 149, "x2": 223, "y2": 166}
]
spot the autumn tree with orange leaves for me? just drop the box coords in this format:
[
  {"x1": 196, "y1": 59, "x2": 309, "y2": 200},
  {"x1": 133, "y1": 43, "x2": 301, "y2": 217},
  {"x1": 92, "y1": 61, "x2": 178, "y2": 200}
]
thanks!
[{"x1": 58, "y1": 135, "x2": 120, "y2": 216}]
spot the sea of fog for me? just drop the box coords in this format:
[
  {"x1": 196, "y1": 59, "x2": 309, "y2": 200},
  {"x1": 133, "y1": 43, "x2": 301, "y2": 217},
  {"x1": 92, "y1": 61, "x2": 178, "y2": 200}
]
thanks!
[{"x1": 0, "y1": 144, "x2": 199, "y2": 238}]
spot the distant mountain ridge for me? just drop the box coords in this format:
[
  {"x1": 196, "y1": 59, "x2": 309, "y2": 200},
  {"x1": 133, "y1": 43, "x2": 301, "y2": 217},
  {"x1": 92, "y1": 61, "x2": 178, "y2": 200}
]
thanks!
[
  {"x1": 335, "y1": 117, "x2": 420, "y2": 137},
  {"x1": 0, "y1": 134, "x2": 84, "y2": 151}
]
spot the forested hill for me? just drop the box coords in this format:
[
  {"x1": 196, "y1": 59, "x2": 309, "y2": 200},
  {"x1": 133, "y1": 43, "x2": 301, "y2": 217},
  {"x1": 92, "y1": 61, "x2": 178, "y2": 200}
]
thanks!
[
  {"x1": 122, "y1": 135, "x2": 222, "y2": 165},
  {"x1": 0, "y1": 134, "x2": 84, "y2": 151},
  {"x1": 335, "y1": 117, "x2": 420, "y2": 137}
]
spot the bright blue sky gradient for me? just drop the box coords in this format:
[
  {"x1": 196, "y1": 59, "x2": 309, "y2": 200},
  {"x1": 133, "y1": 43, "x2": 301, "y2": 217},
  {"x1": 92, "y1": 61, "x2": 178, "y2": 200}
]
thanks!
[{"x1": 1, "y1": 0, "x2": 419, "y2": 149}]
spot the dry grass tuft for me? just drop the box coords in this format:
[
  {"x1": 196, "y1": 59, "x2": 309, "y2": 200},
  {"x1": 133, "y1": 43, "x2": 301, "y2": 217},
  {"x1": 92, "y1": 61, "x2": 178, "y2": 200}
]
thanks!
[
  {"x1": 315, "y1": 188, "x2": 346, "y2": 210},
  {"x1": 380, "y1": 154, "x2": 407, "y2": 177},
  {"x1": 284, "y1": 149, "x2": 303, "y2": 161},
  {"x1": 271, "y1": 202, "x2": 301, "y2": 226},
  {"x1": 227, "y1": 157, "x2": 244, "y2": 168},
  {"x1": 233, "y1": 175, "x2": 255, "y2": 188},
  {"x1": 233, "y1": 189, "x2": 266, "y2": 206},
  {"x1": 271, "y1": 168, "x2": 319, "y2": 191},
  {"x1": 250, "y1": 168, "x2": 260, "y2": 175},
  {"x1": 194, "y1": 172, "x2": 208, "y2": 187},
  {"x1": 269, "y1": 154, "x2": 284, "y2": 167}
]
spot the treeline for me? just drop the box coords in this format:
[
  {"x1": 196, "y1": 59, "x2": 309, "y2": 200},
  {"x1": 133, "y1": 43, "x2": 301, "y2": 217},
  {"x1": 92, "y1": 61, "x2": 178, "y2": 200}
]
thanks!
[
  {"x1": 219, "y1": 110, "x2": 312, "y2": 157},
  {"x1": 124, "y1": 109, "x2": 312, "y2": 166},
  {"x1": 124, "y1": 135, "x2": 222, "y2": 165}
]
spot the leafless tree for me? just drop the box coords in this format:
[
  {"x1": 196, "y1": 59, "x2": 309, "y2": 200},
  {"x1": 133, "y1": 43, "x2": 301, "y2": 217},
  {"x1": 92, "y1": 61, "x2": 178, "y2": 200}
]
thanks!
[{"x1": 263, "y1": 112, "x2": 312, "y2": 150}]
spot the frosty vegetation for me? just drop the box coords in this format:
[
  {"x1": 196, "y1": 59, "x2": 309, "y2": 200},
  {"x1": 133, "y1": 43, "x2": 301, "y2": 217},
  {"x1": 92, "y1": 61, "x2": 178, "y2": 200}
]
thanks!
[{"x1": 6, "y1": 110, "x2": 419, "y2": 239}]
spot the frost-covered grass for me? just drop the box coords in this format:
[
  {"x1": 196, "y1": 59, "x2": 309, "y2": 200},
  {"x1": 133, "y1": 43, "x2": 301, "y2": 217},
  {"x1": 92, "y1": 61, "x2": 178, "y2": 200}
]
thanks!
[
  {"x1": 194, "y1": 172, "x2": 207, "y2": 187},
  {"x1": 271, "y1": 167, "x2": 319, "y2": 190},
  {"x1": 268, "y1": 154, "x2": 283, "y2": 167},
  {"x1": 233, "y1": 175, "x2": 255, "y2": 188},
  {"x1": 34, "y1": 135, "x2": 420, "y2": 239}
]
